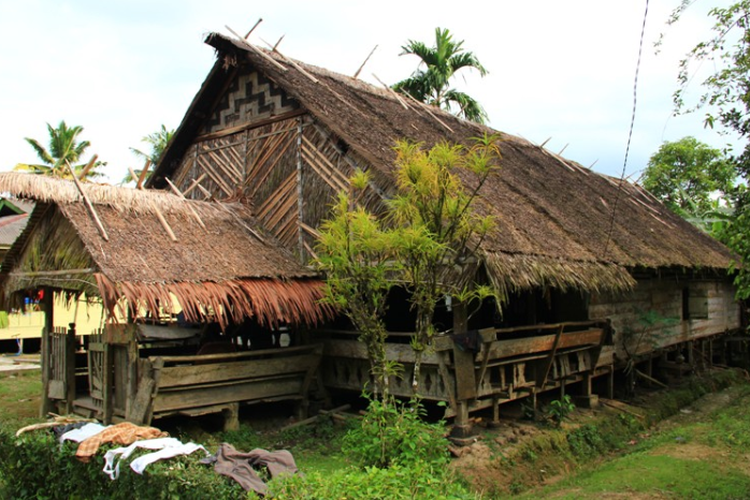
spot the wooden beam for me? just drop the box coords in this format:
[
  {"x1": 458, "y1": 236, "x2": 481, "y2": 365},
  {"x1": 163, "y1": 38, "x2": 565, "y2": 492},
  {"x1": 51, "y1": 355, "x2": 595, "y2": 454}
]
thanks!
[
  {"x1": 354, "y1": 45, "x2": 378, "y2": 79},
  {"x1": 182, "y1": 173, "x2": 207, "y2": 197},
  {"x1": 165, "y1": 177, "x2": 207, "y2": 230},
  {"x1": 194, "y1": 109, "x2": 306, "y2": 143},
  {"x1": 77, "y1": 155, "x2": 98, "y2": 181},
  {"x1": 537, "y1": 324, "x2": 566, "y2": 389},
  {"x1": 66, "y1": 162, "x2": 109, "y2": 242},
  {"x1": 244, "y1": 18, "x2": 262, "y2": 39},
  {"x1": 9, "y1": 268, "x2": 96, "y2": 278},
  {"x1": 153, "y1": 207, "x2": 178, "y2": 242},
  {"x1": 373, "y1": 73, "x2": 409, "y2": 110},
  {"x1": 137, "y1": 160, "x2": 151, "y2": 189},
  {"x1": 225, "y1": 25, "x2": 288, "y2": 72}
]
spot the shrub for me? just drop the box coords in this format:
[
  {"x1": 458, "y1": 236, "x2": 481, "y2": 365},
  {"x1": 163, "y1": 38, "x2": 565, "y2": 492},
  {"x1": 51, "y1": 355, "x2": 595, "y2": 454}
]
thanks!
[
  {"x1": 267, "y1": 461, "x2": 477, "y2": 499},
  {"x1": 0, "y1": 427, "x2": 245, "y2": 500},
  {"x1": 342, "y1": 397, "x2": 449, "y2": 468},
  {"x1": 547, "y1": 395, "x2": 575, "y2": 427}
]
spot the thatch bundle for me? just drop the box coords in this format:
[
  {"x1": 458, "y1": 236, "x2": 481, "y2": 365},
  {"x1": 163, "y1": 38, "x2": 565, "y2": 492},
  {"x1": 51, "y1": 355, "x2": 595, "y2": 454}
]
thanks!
[{"x1": 0, "y1": 172, "x2": 332, "y2": 327}]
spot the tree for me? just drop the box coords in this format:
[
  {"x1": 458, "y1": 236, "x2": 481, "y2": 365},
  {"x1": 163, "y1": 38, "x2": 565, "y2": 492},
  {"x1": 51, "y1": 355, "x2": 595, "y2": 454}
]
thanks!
[
  {"x1": 315, "y1": 175, "x2": 401, "y2": 401},
  {"x1": 641, "y1": 136, "x2": 736, "y2": 217},
  {"x1": 669, "y1": 2, "x2": 750, "y2": 298},
  {"x1": 393, "y1": 28, "x2": 489, "y2": 124},
  {"x1": 389, "y1": 137, "x2": 497, "y2": 391},
  {"x1": 14, "y1": 121, "x2": 104, "y2": 179},
  {"x1": 316, "y1": 136, "x2": 499, "y2": 396},
  {"x1": 123, "y1": 125, "x2": 174, "y2": 184}
]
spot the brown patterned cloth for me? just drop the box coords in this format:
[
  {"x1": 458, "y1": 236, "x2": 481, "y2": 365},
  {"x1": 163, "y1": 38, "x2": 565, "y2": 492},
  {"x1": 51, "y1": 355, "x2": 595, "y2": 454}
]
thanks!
[
  {"x1": 206, "y1": 443, "x2": 298, "y2": 495},
  {"x1": 76, "y1": 422, "x2": 167, "y2": 462}
]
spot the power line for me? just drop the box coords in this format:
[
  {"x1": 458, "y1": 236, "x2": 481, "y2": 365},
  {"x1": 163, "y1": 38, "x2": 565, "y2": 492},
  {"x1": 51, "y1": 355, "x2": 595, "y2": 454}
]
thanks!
[{"x1": 602, "y1": 0, "x2": 650, "y2": 259}]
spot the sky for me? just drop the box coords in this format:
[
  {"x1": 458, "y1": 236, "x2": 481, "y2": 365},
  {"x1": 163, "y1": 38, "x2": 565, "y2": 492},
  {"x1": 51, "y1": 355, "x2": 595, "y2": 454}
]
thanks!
[{"x1": 0, "y1": 0, "x2": 740, "y2": 185}]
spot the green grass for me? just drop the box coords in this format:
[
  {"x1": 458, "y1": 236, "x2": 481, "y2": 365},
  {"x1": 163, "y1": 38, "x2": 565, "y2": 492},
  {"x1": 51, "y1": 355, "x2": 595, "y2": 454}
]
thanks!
[
  {"x1": 532, "y1": 453, "x2": 750, "y2": 499},
  {"x1": 0, "y1": 371, "x2": 41, "y2": 428},
  {"x1": 511, "y1": 381, "x2": 750, "y2": 499}
]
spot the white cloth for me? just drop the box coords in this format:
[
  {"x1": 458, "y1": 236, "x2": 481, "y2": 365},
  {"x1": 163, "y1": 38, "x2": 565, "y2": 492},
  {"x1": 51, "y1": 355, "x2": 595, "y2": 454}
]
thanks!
[
  {"x1": 102, "y1": 437, "x2": 206, "y2": 479},
  {"x1": 60, "y1": 423, "x2": 108, "y2": 443},
  {"x1": 129, "y1": 442, "x2": 206, "y2": 474}
]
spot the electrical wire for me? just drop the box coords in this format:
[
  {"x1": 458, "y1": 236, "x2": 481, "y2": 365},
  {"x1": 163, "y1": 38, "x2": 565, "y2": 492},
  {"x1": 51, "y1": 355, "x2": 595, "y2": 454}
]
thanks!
[{"x1": 602, "y1": 0, "x2": 650, "y2": 259}]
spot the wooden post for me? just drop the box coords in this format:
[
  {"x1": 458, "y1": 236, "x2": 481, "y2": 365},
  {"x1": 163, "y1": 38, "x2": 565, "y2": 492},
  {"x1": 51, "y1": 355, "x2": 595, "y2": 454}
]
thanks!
[
  {"x1": 102, "y1": 342, "x2": 113, "y2": 424},
  {"x1": 450, "y1": 301, "x2": 475, "y2": 440},
  {"x1": 607, "y1": 366, "x2": 615, "y2": 399},
  {"x1": 296, "y1": 117, "x2": 305, "y2": 262},
  {"x1": 488, "y1": 396, "x2": 501, "y2": 428},
  {"x1": 40, "y1": 288, "x2": 54, "y2": 417},
  {"x1": 574, "y1": 371, "x2": 599, "y2": 409},
  {"x1": 645, "y1": 356, "x2": 653, "y2": 388},
  {"x1": 222, "y1": 403, "x2": 240, "y2": 432},
  {"x1": 64, "y1": 323, "x2": 77, "y2": 414}
]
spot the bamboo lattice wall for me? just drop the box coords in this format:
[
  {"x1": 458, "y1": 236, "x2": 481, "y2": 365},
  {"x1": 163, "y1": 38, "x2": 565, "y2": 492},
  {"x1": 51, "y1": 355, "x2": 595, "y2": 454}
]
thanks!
[{"x1": 170, "y1": 66, "x2": 385, "y2": 261}]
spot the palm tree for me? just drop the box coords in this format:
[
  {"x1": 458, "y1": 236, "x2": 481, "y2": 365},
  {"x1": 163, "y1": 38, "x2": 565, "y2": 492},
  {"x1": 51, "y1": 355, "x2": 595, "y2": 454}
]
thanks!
[
  {"x1": 393, "y1": 28, "x2": 489, "y2": 124},
  {"x1": 123, "y1": 125, "x2": 174, "y2": 183},
  {"x1": 14, "y1": 121, "x2": 104, "y2": 179}
]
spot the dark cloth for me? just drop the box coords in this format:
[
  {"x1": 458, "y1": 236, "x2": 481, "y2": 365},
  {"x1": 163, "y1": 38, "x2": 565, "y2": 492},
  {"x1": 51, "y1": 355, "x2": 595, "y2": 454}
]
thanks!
[
  {"x1": 450, "y1": 329, "x2": 482, "y2": 353},
  {"x1": 204, "y1": 443, "x2": 298, "y2": 495},
  {"x1": 52, "y1": 421, "x2": 88, "y2": 439}
]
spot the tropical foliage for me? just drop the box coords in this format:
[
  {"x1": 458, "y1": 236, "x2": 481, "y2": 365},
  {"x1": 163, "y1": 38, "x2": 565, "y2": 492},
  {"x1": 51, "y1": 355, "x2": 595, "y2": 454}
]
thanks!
[
  {"x1": 641, "y1": 137, "x2": 736, "y2": 215},
  {"x1": 393, "y1": 28, "x2": 489, "y2": 123},
  {"x1": 669, "y1": 1, "x2": 750, "y2": 298},
  {"x1": 123, "y1": 124, "x2": 174, "y2": 184},
  {"x1": 14, "y1": 121, "x2": 104, "y2": 179},
  {"x1": 315, "y1": 136, "x2": 499, "y2": 396},
  {"x1": 641, "y1": 136, "x2": 737, "y2": 238}
]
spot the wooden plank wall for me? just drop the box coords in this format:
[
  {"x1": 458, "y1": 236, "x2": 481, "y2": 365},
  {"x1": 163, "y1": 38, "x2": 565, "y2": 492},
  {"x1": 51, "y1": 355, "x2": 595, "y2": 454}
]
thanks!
[{"x1": 591, "y1": 278, "x2": 740, "y2": 365}]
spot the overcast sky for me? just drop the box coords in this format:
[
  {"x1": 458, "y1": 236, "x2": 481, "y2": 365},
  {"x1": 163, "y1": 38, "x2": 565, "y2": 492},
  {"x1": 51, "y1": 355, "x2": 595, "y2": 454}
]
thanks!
[{"x1": 0, "y1": 0, "x2": 739, "y2": 184}]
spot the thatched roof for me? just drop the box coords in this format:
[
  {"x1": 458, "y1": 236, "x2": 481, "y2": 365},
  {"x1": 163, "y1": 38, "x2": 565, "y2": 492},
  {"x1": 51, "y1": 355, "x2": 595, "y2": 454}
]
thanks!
[
  {"x1": 151, "y1": 32, "x2": 735, "y2": 294},
  {"x1": 0, "y1": 172, "x2": 332, "y2": 327}
]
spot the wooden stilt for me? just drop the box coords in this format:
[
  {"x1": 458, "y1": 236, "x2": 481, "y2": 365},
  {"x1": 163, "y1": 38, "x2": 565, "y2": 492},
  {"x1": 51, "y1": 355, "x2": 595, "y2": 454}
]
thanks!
[
  {"x1": 222, "y1": 403, "x2": 240, "y2": 432},
  {"x1": 40, "y1": 288, "x2": 54, "y2": 417},
  {"x1": 64, "y1": 323, "x2": 77, "y2": 415}
]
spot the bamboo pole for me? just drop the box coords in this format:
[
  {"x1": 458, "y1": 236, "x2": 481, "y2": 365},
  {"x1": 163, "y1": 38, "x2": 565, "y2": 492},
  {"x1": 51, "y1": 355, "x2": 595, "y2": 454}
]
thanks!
[
  {"x1": 401, "y1": 91, "x2": 454, "y2": 132},
  {"x1": 226, "y1": 26, "x2": 287, "y2": 72},
  {"x1": 77, "y1": 155, "x2": 99, "y2": 180},
  {"x1": 137, "y1": 160, "x2": 151, "y2": 189},
  {"x1": 154, "y1": 207, "x2": 178, "y2": 242},
  {"x1": 244, "y1": 18, "x2": 263, "y2": 39},
  {"x1": 353, "y1": 45, "x2": 378, "y2": 79},
  {"x1": 197, "y1": 184, "x2": 266, "y2": 244},
  {"x1": 165, "y1": 177, "x2": 207, "y2": 230},
  {"x1": 372, "y1": 74, "x2": 409, "y2": 110},
  {"x1": 66, "y1": 162, "x2": 109, "y2": 242},
  {"x1": 183, "y1": 173, "x2": 207, "y2": 197}
]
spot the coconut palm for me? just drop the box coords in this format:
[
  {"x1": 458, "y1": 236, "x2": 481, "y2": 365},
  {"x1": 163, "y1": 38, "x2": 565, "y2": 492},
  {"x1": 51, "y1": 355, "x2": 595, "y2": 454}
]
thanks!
[
  {"x1": 393, "y1": 28, "x2": 489, "y2": 124},
  {"x1": 14, "y1": 121, "x2": 104, "y2": 179},
  {"x1": 123, "y1": 124, "x2": 174, "y2": 184}
]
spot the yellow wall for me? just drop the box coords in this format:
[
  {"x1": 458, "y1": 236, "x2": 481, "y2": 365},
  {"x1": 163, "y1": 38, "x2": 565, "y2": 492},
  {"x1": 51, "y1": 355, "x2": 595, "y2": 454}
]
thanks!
[{"x1": 0, "y1": 292, "x2": 106, "y2": 340}]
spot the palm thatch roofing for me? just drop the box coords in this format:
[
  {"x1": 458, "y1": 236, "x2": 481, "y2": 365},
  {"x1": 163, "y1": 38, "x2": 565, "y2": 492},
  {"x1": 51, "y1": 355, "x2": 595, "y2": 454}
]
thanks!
[
  {"x1": 0, "y1": 172, "x2": 332, "y2": 328},
  {"x1": 151, "y1": 32, "x2": 735, "y2": 295}
]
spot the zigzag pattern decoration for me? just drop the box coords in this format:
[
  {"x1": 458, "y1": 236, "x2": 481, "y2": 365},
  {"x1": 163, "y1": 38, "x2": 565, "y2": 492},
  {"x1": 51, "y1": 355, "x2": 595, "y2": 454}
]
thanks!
[{"x1": 204, "y1": 67, "x2": 299, "y2": 132}]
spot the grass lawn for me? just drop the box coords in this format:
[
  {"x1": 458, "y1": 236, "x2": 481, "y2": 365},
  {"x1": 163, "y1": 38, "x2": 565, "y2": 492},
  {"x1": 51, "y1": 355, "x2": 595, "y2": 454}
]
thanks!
[
  {"x1": 0, "y1": 370, "x2": 41, "y2": 429},
  {"x1": 514, "y1": 383, "x2": 750, "y2": 499}
]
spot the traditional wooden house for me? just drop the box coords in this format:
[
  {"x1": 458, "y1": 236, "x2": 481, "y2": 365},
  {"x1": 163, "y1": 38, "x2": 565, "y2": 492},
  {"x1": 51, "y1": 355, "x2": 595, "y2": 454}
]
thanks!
[
  {"x1": 0, "y1": 172, "x2": 332, "y2": 429},
  {"x1": 147, "y1": 32, "x2": 740, "y2": 434}
]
